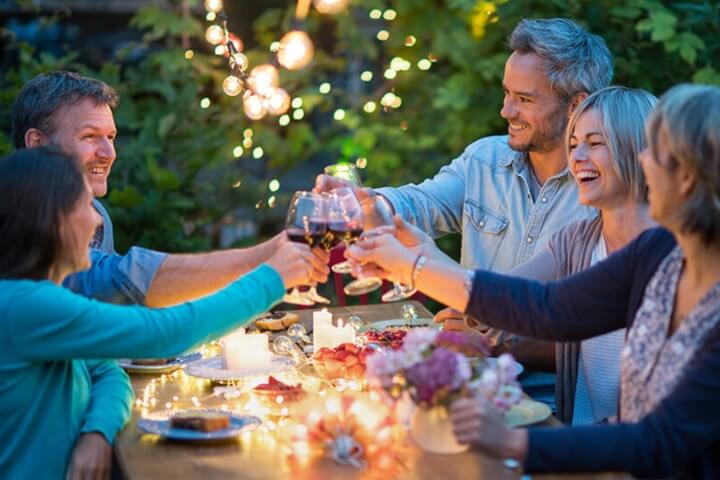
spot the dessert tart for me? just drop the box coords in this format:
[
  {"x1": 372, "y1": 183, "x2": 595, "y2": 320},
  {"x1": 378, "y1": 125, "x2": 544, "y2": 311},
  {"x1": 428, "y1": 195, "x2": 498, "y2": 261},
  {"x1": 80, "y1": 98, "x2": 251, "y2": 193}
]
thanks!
[
  {"x1": 254, "y1": 311, "x2": 300, "y2": 331},
  {"x1": 169, "y1": 410, "x2": 231, "y2": 432}
]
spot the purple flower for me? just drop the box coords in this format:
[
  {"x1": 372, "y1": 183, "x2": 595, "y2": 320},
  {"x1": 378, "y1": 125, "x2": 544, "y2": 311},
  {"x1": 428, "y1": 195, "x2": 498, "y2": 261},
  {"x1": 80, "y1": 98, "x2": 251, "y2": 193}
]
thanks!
[{"x1": 405, "y1": 347, "x2": 467, "y2": 406}]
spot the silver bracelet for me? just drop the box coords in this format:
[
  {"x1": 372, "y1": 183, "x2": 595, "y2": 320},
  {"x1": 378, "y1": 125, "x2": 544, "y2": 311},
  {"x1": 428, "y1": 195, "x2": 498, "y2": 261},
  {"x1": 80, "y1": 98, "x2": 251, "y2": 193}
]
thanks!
[{"x1": 410, "y1": 255, "x2": 428, "y2": 290}]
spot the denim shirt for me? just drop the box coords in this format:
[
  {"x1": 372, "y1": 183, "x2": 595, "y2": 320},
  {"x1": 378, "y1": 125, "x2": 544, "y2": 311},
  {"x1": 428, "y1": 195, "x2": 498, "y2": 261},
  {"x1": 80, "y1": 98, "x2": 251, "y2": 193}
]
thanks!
[
  {"x1": 376, "y1": 135, "x2": 596, "y2": 272},
  {"x1": 63, "y1": 199, "x2": 167, "y2": 305}
]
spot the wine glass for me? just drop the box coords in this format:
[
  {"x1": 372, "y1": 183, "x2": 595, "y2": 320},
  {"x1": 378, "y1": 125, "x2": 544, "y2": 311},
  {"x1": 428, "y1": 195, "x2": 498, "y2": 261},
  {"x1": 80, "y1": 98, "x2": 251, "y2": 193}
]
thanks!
[
  {"x1": 345, "y1": 196, "x2": 417, "y2": 300},
  {"x1": 327, "y1": 187, "x2": 365, "y2": 285},
  {"x1": 283, "y1": 191, "x2": 330, "y2": 305},
  {"x1": 325, "y1": 164, "x2": 362, "y2": 275}
]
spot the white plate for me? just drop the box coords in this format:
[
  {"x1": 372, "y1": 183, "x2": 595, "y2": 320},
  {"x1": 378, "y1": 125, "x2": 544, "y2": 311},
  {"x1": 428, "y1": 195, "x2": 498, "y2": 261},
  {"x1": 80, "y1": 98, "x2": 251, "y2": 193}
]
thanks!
[
  {"x1": 484, "y1": 357, "x2": 524, "y2": 376},
  {"x1": 118, "y1": 352, "x2": 202, "y2": 374},
  {"x1": 505, "y1": 399, "x2": 552, "y2": 427},
  {"x1": 359, "y1": 318, "x2": 438, "y2": 333},
  {"x1": 184, "y1": 355, "x2": 293, "y2": 382},
  {"x1": 137, "y1": 410, "x2": 260, "y2": 441}
]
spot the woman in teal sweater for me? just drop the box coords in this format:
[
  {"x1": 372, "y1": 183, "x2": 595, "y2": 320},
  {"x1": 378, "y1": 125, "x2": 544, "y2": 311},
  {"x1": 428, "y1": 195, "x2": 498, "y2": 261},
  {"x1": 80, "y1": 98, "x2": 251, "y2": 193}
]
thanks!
[{"x1": 0, "y1": 148, "x2": 328, "y2": 479}]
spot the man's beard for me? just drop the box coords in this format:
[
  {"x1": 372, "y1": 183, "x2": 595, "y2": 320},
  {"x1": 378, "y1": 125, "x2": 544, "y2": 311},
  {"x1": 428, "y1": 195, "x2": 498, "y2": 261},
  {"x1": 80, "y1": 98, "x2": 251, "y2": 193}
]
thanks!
[{"x1": 509, "y1": 102, "x2": 568, "y2": 154}]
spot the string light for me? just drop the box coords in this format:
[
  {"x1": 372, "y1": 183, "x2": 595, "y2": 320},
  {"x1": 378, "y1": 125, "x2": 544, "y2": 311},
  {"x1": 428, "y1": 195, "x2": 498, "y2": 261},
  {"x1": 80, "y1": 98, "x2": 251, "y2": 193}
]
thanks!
[
  {"x1": 363, "y1": 101, "x2": 377, "y2": 113},
  {"x1": 204, "y1": 0, "x2": 223, "y2": 13},
  {"x1": 277, "y1": 30, "x2": 314, "y2": 70},
  {"x1": 269, "y1": 179, "x2": 280, "y2": 192},
  {"x1": 279, "y1": 114, "x2": 290, "y2": 126},
  {"x1": 369, "y1": 9, "x2": 382, "y2": 19},
  {"x1": 230, "y1": 52, "x2": 249, "y2": 71},
  {"x1": 249, "y1": 64, "x2": 280, "y2": 96},
  {"x1": 383, "y1": 9, "x2": 397, "y2": 20},
  {"x1": 265, "y1": 87, "x2": 291, "y2": 115},
  {"x1": 390, "y1": 57, "x2": 411, "y2": 71},
  {"x1": 318, "y1": 82, "x2": 331, "y2": 94},
  {"x1": 200, "y1": 97, "x2": 211, "y2": 109},
  {"x1": 205, "y1": 25, "x2": 225, "y2": 45},
  {"x1": 214, "y1": 45, "x2": 226, "y2": 55},
  {"x1": 360, "y1": 71, "x2": 373, "y2": 82},
  {"x1": 405, "y1": 35, "x2": 417, "y2": 47},
  {"x1": 184, "y1": 50, "x2": 194, "y2": 60},
  {"x1": 206, "y1": 12, "x2": 216, "y2": 21},
  {"x1": 313, "y1": 0, "x2": 349, "y2": 15},
  {"x1": 243, "y1": 93, "x2": 267, "y2": 120},
  {"x1": 243, "y1": 137, "x2": 253, "y2": 149},
  {"x1": 243, "y1": 128, "x2": 253, "y2": 138},
  {"x1": 253, "y1": 147, "x2": 265, "y2": 159},
  {"x1": 377, "y1": 30, "x2": 390, "y2": 41},
  {"x1": 356, "y1": 157, "x2": 368, "y2": 168},
  {"x1": 233, "y1": 146, "x2": 244, "y2": 157},
  {"x1": 291, "y1": 97, "x2": 303, "y2": 109},
  {"x1": 333, "y1": 109, "x2": 346, "y2": 120},
  {"x1": 222, "y1": 75, "x2": 244, "y2": 96},
  {"x1": 293, "y1": 109, "x2": 305, "y2": 120},
  {"x1": 384, "y1": 68, "x2": 397, "y2": 79},
  {"x1": 417, "y1": 59, "x2": 432, "y2": 70}
]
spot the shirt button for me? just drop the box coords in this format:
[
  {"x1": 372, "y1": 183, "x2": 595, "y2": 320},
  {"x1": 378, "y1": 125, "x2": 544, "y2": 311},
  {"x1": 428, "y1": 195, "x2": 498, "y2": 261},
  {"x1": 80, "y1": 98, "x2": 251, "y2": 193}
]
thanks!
[
  {"x1": 526, "y1": 236, "x2": 534, "y2": 243},
  {"x1": 479, "y1": 221, "x2": 485, "y2": 227},
  {"x1": 541, "y1": 196, "x2": 548, "y2": 203}
]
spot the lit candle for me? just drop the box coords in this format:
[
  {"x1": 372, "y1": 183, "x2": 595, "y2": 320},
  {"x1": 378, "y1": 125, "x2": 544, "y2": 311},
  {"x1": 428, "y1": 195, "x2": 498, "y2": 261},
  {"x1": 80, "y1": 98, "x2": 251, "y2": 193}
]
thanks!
[
  {"x1": 331, "y1": 318, "x2": 356, "y2": 346},
  {"x1": 222, "y1": 330, "x2": 272, "y2": 371}
]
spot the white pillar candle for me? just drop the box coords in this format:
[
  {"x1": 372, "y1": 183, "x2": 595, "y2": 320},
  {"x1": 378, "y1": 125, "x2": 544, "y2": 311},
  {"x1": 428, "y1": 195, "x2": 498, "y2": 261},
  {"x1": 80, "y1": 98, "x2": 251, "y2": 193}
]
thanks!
[
  {"x1": 222, "y1": 331, "x2": 272, "y2": 371},
  {"x1": 330, "y1": 318, "x2": 356, "y2": 347},
  {"x1": 313, "y1": 308, "x2": 333, "y2": 351}
]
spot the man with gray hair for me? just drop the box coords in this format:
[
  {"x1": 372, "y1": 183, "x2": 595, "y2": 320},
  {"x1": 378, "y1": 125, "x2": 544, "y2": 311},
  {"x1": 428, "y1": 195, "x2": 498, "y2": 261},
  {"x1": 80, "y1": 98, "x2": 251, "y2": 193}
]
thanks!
[{"x1": 317, "y1": 18, "x2": 614, "y2": 407}]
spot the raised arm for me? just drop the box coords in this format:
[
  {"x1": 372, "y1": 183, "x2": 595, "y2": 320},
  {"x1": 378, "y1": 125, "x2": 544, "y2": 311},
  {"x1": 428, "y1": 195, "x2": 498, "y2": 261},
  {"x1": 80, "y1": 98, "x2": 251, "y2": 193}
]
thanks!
[
  {"x1": 524, "y1": 330, "x2": 720, "y2": 477},
  {"x1": 375, "y1": 151, "x2": 469, "y2": 237},
  {"x1": 4, "y1": 264, "x2": 285, "y2": 362}
]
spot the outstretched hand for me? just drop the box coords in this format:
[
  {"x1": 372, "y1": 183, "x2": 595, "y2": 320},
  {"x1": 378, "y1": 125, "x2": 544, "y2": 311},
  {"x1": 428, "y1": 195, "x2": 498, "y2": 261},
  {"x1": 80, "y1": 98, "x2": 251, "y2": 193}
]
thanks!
[{"x1": 345, "y1": 232, "x2": 417, "y2": 285}]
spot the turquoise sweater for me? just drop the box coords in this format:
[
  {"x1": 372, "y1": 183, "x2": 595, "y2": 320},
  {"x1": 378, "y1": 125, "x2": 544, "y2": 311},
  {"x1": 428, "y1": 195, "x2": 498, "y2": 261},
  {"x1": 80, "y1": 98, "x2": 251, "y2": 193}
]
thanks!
[{"x1": 0, "y1": 264, "x2": 284, "y2": 479}]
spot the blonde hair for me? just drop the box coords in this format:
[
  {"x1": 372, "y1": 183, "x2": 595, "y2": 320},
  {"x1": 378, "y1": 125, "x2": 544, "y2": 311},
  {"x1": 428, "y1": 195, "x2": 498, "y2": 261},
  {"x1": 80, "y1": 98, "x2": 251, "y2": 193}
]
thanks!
[
  {"x1": 565, "y1": 86, "x2": 657, "y2": 202},
  {"x1": 647, "y1": 84, "x2": 720, "y2": 245}
]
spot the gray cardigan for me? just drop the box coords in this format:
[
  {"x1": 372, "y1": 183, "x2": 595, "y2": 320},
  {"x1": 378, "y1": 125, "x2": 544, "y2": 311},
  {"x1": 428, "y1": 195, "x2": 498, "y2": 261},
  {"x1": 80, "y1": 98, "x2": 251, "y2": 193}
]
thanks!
[{"x1": 509, "y1": 216, "x2": 603, "y2": 423}]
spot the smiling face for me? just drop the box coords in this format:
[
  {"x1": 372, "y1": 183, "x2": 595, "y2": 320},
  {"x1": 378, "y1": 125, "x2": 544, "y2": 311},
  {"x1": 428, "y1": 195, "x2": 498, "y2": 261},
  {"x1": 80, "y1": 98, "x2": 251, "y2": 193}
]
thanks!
[
  {"x1": 500, "y1": 52, "x2": 569, "y2": 154},
  {"x1": 46, "y1": 99, "x2": 117, "y2": 197},
  {"x1": 568, "y1": 109, "x2": 627, "y2": 209}
]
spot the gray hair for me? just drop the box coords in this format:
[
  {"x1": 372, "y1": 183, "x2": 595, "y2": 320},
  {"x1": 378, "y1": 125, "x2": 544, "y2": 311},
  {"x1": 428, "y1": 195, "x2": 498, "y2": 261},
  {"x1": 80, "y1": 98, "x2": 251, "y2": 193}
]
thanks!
[
  {"x1": 510, "y1": 18, "x2": 614, "y2": 101},
  {"x1": 647, "y1": 84, "x2": 720, "y2": 246},
  {"x1": 566, "y1": 86, "x2": 657, "y2": 203},
  {"x1": 11, "y1": 71, "x2": 119, "y2": 149}
]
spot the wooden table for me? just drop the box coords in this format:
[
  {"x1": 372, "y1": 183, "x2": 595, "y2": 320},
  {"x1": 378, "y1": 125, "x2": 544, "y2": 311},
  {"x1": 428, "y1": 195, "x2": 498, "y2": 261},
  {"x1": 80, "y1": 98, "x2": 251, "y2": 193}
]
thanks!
[{"x1": 115, "y1": 302, "x2": 632, "y2": 480}]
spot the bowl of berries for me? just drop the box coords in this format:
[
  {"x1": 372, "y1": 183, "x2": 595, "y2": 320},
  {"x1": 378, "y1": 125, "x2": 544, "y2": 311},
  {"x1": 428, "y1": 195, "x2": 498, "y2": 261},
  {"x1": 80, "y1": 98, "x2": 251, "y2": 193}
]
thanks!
[
  {"x1": 312, "y1": 342, "x2": 375, "y2": 381},
  {"x1": 252, "y1": 375, "x2": 306, "y2": 415},
  {"x1": 363, "y1": 327, "x2": 408, "y2": 350}
]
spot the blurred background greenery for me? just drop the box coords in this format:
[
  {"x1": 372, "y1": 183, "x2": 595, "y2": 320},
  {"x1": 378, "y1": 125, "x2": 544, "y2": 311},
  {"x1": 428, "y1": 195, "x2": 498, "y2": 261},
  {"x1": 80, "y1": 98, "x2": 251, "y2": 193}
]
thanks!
[{"x1": 0, "y1": 0, "x2": 718, "y2": 261}]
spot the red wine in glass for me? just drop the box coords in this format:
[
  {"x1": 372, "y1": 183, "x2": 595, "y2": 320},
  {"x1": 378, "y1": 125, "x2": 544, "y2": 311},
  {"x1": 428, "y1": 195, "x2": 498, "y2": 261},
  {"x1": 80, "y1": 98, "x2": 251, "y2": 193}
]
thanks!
[
  {"x1": 286, "y1": 219, "x2": 328, "y2": 248},
  {"x1": 328, "y1": 221, "x2": 363, "y2": 244}
]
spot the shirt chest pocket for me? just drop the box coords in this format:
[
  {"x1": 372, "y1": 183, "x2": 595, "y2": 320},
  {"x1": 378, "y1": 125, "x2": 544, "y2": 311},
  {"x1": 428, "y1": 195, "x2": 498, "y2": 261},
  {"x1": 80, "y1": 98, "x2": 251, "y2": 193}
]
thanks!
[{"x1": 464, "y1": 200, "x2": 509, "y2": 235}]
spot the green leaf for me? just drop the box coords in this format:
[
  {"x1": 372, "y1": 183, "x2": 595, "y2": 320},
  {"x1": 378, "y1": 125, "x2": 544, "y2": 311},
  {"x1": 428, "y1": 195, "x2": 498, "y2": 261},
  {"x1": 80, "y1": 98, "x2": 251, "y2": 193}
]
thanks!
[
  {"x1": 109, "y1": 186, "x2": 144, "y2": 208},
  {"x1": 157, "y1": 113, "x2": 177, "y2": 139},
  {"x1": 679, "y1": 44, "x2": 697, "y2": 65},
  {"x1": 651, "y1": 27, "x2": 675, "y2": 42},
  {"x1": 692, "y1": 67, "x2": 720, "y2": 86}
]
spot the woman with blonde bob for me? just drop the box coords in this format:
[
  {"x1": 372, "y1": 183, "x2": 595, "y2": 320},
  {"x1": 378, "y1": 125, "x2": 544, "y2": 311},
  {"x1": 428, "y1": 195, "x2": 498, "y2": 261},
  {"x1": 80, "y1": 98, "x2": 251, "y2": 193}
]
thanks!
[
  {"x1": 502, "y1": 86, "x2": 657, "y2": 425},
  {"x1": 347, "y1": 84, "x2": 720, "y2": 478}
]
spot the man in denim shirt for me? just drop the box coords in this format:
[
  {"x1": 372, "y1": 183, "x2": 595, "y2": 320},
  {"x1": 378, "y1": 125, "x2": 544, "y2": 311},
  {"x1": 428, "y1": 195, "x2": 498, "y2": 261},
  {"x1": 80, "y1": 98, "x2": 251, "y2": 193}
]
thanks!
[
  {"x1": 318, "y1": 19, "x2": 612, "y2": 406},
  {"x1": 12, "y1": 71, "x2": 324, "y2": 307}
]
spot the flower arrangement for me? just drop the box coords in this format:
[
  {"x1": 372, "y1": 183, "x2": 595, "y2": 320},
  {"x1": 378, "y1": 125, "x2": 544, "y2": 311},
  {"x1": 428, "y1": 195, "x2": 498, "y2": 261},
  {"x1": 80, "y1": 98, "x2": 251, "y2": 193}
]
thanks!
[{"x1": 366, "y1": 328, "x2": 521, "y2": 411}]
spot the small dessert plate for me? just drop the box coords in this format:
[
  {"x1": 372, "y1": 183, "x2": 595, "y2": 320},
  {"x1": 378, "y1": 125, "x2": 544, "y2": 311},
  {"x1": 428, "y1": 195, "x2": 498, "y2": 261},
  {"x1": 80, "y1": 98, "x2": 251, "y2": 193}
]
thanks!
[
  {"x1": 137, "y1": 410, "x2": 260, "y2": 441},
  {"x1": 184, "y1": 355, "x2": 293, "y2": 382},
  {"x1": 118, "y1": 352, "x2": 202, "y2": 374}
]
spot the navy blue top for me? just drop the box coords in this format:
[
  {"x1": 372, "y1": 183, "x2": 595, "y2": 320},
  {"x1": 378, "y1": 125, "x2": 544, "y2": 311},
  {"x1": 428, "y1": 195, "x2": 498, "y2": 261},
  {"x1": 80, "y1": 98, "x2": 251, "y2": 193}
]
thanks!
[{"x1": 467, "y1": 227, "x2": 720, "y2": 479}]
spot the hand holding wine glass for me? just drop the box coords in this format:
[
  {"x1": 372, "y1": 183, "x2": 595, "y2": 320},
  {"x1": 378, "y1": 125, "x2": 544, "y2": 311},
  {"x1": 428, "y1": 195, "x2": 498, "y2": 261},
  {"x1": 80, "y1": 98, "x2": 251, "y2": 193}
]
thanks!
[{"x1": 282, "y1": 191, "x2": 331, "y2": 305}]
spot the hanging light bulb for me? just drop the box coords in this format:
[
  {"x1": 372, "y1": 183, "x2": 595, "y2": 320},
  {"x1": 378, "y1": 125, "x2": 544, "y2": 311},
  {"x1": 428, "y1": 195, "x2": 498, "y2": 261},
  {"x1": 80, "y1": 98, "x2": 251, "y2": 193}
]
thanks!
[
  {"x1": 229, "y1": 52, "x2": 249, "y2": 72},
  {"x1": 204, "y1": 0, "x2": 223, "y2": 13},
  {"x1": 222, "y1": 75, "x2": 243, "y2": 96},
  {"x1": 249, "y1": 64, "x2": 279, "y2": 96},
  {"x1": 244, "y1": 93, "x2": 267, "y2": 120},
  {"x1": 225, "y1": 33, "x2": 243, "y2": 53},
  {"x1": 277, "y1": 30, "x2": 314, "y2": 70},
  {"x1": 313, "y1": 0, "x2": 348, "y2": 15},
  {"x1": 265, "y1": 88, "x2": 291, "y2": 116},
  {"x1": 205, "y1": 25, "x2": 225, "y2": 45}
]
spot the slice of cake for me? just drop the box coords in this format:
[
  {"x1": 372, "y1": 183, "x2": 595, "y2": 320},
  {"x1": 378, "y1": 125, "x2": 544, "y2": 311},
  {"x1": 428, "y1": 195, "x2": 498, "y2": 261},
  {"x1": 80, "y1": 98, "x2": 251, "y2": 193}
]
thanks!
[{"x1": 169, "y1": 411, "x2": 230, "y2": 432}]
